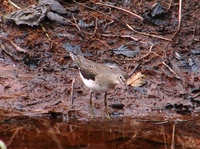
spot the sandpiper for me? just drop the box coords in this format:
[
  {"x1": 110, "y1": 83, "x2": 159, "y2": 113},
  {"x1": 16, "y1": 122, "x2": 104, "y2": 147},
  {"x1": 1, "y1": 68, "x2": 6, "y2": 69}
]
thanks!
[{"x1": 69, "y1": 52, "x2": 128, "y2": 117}]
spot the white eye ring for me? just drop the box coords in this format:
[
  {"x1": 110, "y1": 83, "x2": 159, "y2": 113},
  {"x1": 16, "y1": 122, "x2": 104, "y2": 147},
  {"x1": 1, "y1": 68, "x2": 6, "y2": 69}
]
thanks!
[
  {"x1": 119, "y1": 75, "x2": 125, "y2": 82},
  {"x1": 119, "y1": 75, "x2": 124, "y2": 80}
]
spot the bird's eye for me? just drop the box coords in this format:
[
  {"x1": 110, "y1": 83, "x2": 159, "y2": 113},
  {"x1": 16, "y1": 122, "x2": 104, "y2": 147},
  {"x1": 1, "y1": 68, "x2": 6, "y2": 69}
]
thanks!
[{"x1": 119, "y1": 75, "x2": 123, "y2": 79}]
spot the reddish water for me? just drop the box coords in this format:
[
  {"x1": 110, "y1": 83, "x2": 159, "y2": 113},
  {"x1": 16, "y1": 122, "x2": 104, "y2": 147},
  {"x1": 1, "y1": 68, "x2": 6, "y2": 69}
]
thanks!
[{"x1": 0, "y1": 110, "x2": 199, "y2": 149}]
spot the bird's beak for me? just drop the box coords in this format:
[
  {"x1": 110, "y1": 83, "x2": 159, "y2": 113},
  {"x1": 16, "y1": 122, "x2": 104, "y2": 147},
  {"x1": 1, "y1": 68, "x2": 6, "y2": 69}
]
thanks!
[
  {"x1": 120, "y1": 77, "x2": 128, "y2": 91},
  {"x1": 124, "y1": 81, "x2": 128, "y2": 91}
]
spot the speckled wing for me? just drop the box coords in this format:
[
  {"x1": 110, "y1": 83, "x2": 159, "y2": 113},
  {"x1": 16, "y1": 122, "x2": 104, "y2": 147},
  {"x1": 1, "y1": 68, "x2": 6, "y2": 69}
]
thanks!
[{"x1": 69, "y1": 52, "x2": 98, "y2": 81}]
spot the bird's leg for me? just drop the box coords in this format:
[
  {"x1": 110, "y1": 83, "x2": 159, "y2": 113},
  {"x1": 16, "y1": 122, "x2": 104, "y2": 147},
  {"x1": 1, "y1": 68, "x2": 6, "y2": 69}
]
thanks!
[
  {"x1": 89, "y1": 91, "x2": 93, "y2": 118},
  {"x1": 104, "y1": 92, "x2": 107, "y2": 108},
  {"x1": 104, "y1": 92, "x2": 110, "y2": 118}
]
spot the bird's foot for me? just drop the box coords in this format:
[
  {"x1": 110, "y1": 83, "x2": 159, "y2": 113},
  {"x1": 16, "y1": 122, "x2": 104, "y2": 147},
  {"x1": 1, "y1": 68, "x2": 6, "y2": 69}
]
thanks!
[{"x1": 105, "y1": 106, "x2": 111, "y2": 119}]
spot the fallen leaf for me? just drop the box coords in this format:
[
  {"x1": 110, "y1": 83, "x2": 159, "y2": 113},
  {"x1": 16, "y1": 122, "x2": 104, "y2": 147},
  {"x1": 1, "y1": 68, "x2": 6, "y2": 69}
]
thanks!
[
  {"x1": 127, "y1": 72, "x2": 146, "y2": 87},
  {"x1": 5, "y1": 4, "x2": 49, "y2": 27}
]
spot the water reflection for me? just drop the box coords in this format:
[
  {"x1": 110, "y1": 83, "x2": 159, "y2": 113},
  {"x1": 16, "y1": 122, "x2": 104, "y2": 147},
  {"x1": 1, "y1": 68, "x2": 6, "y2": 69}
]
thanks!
[{"x1": 0, "y1": 110, "x2": 200, "y2": 149}]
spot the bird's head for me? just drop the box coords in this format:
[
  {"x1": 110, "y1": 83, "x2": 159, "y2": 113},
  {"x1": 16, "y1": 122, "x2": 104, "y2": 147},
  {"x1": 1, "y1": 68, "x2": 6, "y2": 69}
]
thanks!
[{"x1": 115, "y1": 73, "x2": 129, "y2": 90}]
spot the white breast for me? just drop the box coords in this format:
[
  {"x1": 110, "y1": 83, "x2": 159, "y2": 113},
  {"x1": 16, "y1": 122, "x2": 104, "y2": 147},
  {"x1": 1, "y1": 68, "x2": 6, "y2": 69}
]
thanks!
[{"x1": 79, "y1": 73, "x2": 110, "y2": 92}]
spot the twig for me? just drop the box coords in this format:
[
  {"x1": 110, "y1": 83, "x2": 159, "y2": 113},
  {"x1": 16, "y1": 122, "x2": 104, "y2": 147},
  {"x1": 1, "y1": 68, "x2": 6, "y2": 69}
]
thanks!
[
  {"x1": 72, "y1": 14, "x2": 85, "y2": 38},
  {"x1": 93, "y1": 17, "x2": 98, "y2": 35},
  {"x1": 75, "y1": 0, "x2": 171, "y2": 42},
  {"x1": 7, "y1": 127, "x2": 22, "y2": 146},
  {"x1": 194, "y1": 93, "x2": 200, "y2": 98},
  {"x1": 129, "y1": 63, "x2": 140, "y2": 77},
  {"x1": 101, "y1": 33, "x2": 139, "y2": 41},
  {"x1": 161, "y1": 126, "x2": 168, "y2": 149},
  {"x1": 70, "y1": 79, "x2": 75, "y2": 106},
  {"x1": 90, "y1": 17, "x2": 98, "y2": 39},
  {"x1": 73, "y1": 0, "x2": 105, "y2": 16},
  {"x1": 49, "y1": 128, "x2": 64, "y2": 149},
  {"x1": 167, "y1": 0, "x2": 173, "y2": 11},
  {"x1": 8, "y1": 0, "x2": 21, "y2": 9},
  {"x1": 121, "y1": 35, "x2": 139, "y2": 41},
  {"x1": 163, "y1": 0, "x2": 182, "y2": 51},
  {"x1": 140, "y1": 42, "x2": 154, "y2": 60},
  {"x1": 95, "y1": 38, "x2": 112, "y2": 49},
  {"x1": 0, "y1": 36, "x2": 27, "y2": 53},
  {"x1": 126, "y1": 23, "x2": 172, "y2": 41},
  {"x1": 40, "y1": 24, "x2": 51, "y2": 40},
  {"x1": 162, "y1": 62, "x2": 179, "y2": 78},
  {"x1": 94, "y1": 1, "x2": 144, "y2": 21},
  {"x1": 143, "y1": 54, "x2": 159, "y2": 63},
  {"x1": 171, "y1": 123, "x2": 175, "y2": 149}
]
